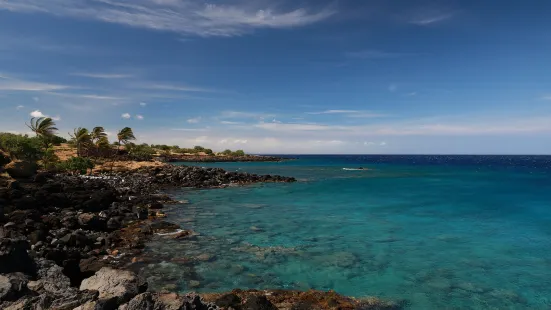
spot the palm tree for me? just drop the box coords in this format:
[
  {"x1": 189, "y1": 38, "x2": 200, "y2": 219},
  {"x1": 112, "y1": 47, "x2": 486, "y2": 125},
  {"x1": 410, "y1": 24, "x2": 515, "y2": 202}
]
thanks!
[
  {"x1": 91, "y1": 126, "x2": 107, "y2": 143},
  {"x1": 117, "y1": 127, "x2": 136, "y2": 150},
  {"x1": 69, "y1": 127, "x2": 92, "y2": 157},
  {"x1": 26, "y1": 117, "x2": 58, "y2": 148},
  {"x1": 95, "y1": 136, "x2": 110, "y2": 150}
]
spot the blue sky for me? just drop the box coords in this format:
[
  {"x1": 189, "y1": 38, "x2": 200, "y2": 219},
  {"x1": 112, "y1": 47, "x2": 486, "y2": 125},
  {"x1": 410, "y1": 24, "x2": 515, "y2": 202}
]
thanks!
[{"x1": 1, "y1": 0, "x2": 551, "y2": 154}]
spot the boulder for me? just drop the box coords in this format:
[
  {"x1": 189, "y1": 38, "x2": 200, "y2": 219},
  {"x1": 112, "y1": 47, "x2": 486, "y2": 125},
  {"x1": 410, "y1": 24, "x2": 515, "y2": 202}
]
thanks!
[
  {"x1": 79, "y1": 267, "x2": 146, "y2": 305},
  {"x1": 4, "y1": 161, "x2": 37, "y2": 179},
  {"x1": 215, "y1": 293, "x2": 242, "y2": 309},
  {"x1": 78, "y1": 213, "x2": 106, "y2": 231},
  {"x1": 243, "y1": 295, "x2": 277, "y2": 310},
  {"x1": 0, "y1": 238, "x2": 36, "y2": 275},
  {"x1": 0, "y1": 273, "x2": 29, "y2": 302},
  {"x1": 120, "y1": 292, "x2": 215, "y2": 310},
  {"x1": 0, "y1": 150, "x2": 11, "y2": 167},
  {"x1": 30, "y1": 259, "x2": 72, "y2": 295}
]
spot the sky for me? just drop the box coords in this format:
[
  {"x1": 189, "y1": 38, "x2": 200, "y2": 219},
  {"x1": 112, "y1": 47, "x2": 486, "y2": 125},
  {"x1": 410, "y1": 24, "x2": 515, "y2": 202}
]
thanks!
[{"x1": 1, "y1": 0, "x2": 551, "y2": 154}]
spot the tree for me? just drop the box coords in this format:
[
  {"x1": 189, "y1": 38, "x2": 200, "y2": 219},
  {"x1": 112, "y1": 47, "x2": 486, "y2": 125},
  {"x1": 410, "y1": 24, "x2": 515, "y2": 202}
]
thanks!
[
  {"x1": 69, "y1": 127, "x2": 92, "y2": 157},
  {"x1": 26, "y1": 117, "x2": 58, "y2": 148},
  {"x1": 95, "y1": 136, "x2": 110, "y2": 150},
  {"x1": 91, "y1": 127, "x2": 107, "y2": 143},
  {"x1": 222, "y1": 149, "x2": 232, "y2": 155},
  {"x1": 117, "y1": 127, "x2": 136, "y2": 149},
  {"x1": 233, "y1": 150, "x2": 245, "y2": 156}
]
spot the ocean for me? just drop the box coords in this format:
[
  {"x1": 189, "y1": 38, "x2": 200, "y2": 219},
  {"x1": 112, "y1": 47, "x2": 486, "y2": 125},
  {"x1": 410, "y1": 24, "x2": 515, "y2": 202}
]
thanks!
[{"x1": 142, "y1": 155, "x2": 551, "y2": 309}]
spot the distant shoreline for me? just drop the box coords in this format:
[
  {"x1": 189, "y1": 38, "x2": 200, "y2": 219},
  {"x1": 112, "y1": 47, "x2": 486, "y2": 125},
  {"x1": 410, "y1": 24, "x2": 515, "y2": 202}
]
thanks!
[{"x1": 164, "y1": 154, "x2": 290, "y2": 163}]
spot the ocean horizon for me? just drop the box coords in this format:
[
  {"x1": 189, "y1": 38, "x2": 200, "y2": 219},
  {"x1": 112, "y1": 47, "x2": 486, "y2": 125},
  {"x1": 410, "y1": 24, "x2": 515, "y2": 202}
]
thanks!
[{"x1": 142, "y1": 155, "x2": 551, "y2": 309}]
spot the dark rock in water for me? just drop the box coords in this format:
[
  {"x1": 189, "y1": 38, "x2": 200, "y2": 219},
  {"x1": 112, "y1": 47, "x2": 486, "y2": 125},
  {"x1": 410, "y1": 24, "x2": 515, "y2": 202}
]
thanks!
[
  {"x1": 148, "y1": 202, "x2": 163, "y2": 210},
  {"x1": 215, "y1": 293, "x2": 242, "y2": 309},
  {"x1": 0, "y1": 238, "x2": 36, "y2": 276},
  {"x1": 0, "y1": 273, "x2": 29, "y2": 302},
  {"x1": 243, "y1": 295, "x2": 277, "y2": 310},
  {"x1": 148, "y1": 221, "x2": 180, "y2": 234},
  {"x1": 5, "y1": 160, "x2": 37, "y2": 178},
  {"x1": 79, "y1": 267, "x2": 146, "y2": 305}
]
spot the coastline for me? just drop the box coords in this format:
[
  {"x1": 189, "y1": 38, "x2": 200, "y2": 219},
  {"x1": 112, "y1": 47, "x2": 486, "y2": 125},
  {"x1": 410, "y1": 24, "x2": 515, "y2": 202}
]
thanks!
[
  {"x1": 164, "y1": 155, "x2": 288, "y2": 163},
  {"x1": 0, "y1": 162, "x2": 399, "y2": 309}
]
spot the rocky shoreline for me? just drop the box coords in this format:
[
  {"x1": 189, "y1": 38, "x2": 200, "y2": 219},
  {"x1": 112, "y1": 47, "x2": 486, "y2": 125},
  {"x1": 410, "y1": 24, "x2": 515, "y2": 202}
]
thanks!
[{"x1": 0, "y1": 163, "x2": 399, "y2": 309}]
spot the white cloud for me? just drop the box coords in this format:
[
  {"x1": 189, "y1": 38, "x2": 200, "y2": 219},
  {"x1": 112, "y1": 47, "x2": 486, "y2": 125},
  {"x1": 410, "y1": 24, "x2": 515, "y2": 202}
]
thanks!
[
  {"x1": 71, "y1": 72, "x2": 133, "y2": 79},
  {"x1": 135, "y1": 114, "x2": 144, "y2": 120},
  {"x1": 234, "y1": 139, "x2": 248, "y2": 144},
  {"x1": 16, "y1": 105, "x2": 24, "y2": 110},
  {"x1": 30, "y1": 109, "x2": 61, "y2": 120},
  {"x1": 140, "y1": 102, "x2": 147, "y2": 106},
  {"x1": 121, "y1": 113, "x2": 131, "y2": 119},
  {"x1": 0, "y1": 1, "x2": 336, "y2": 37},
  {"x1": 30, "y1": 110, "x2": 45, "y2": 118},
  {"x1": 187, "y1": 117, "x2": 201, "y2": 124}
]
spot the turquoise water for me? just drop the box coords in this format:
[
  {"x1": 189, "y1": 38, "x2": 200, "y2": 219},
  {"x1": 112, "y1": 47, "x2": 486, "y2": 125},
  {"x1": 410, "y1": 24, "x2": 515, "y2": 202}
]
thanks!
[{"x1": 142, "y1": 156, "x2": 551, "y2": 309}]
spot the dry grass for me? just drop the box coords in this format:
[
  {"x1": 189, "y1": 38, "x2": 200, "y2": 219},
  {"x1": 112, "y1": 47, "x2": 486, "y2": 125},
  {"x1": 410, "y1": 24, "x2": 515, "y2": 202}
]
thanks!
[
  {"x1": 53, "y1": 144, "x2": 77, "y2": 161},
  {"x1": 92, "y1": 160, "x2": 165, "y2": 173}
]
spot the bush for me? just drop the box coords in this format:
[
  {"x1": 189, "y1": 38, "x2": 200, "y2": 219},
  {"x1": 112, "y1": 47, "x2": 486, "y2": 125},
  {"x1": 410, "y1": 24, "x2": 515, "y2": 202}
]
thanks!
[
  {"x1": 57, "y1": 157, "x2": 94, "y2": 175},
  {"x1": 233, "y1": 150, "x2": 245, "y2": 156},
  {"x1": 0, "y1": 133, "x2": 43, "y2": 161},
  {"x1": 41, "y1": 147, "x2": 60, "y2": 170},
  {"x1": 127, "y1": 143, "x2": 155, "y2": 161}
]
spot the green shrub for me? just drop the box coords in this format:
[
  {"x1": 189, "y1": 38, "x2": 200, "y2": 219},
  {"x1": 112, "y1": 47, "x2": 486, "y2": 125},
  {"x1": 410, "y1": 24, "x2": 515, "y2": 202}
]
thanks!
[
  {"x1": 127, "y1": 143, "x2": 155, "y2": 161},
  {"x1": 57, "y1": 156, "x2": 94, "y2": 174},
  {"x1": 0, "y1": 132, "x2": 44, "y2": 161},
  {"x1": 233, "y1": 150, "x2": 245, "y2": 156},
  {"x1": 42, "y1": 147, "x2": 60, "y2": 170}
]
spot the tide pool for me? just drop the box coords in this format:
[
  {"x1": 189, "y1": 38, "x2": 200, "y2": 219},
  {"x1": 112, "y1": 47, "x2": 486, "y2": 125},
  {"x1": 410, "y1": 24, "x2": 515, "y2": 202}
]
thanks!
[{"x1": 142, "y1": 155, "x2": 551, "y2": 309}]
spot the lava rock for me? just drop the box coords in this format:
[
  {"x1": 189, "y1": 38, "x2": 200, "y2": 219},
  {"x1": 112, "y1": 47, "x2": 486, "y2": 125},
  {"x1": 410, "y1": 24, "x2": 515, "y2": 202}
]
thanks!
[
  {"x1": 4, "y1": 160, "x2": 37, "y2": 178},
  {"x1": 79, "y1": 267, "x2": 146, "y2": 305},
  {"x1": 0, "y1": 273, "x2": 29, "y2": 302},
  {"x1": 243, "y1": 295, "x2": 277, "y2": 310}
]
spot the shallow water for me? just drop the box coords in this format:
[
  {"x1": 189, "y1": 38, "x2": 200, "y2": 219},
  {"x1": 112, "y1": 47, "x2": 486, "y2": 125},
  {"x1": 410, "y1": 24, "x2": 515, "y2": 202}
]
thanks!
[{"x1": 142, "y1": 155, "x2": 551, "y2": 309}]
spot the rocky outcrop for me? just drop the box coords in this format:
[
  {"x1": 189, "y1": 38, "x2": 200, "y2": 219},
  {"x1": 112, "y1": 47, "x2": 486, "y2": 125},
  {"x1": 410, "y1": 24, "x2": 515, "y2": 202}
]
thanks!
[
  {"x1": 79, "y1": 267, "x2": 147, "y2": 304},
  {"x1": 0, "y1": 150, "x2": 10, "y2": 168},
  {"x1": 0, "y1": 273, "x2": 29, "y2": 302},
  {"x1": 120, "y1": 292, "x2": 217, "y2": 310},
  {"x1": 4, "y1": 161, "x2": 37, "y2": 178}
]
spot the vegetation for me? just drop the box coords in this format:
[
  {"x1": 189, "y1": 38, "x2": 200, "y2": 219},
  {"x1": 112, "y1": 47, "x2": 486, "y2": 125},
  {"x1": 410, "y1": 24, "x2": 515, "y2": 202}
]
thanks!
[
  {"x1": 117, "y1": 127, "x2": 136, "y2": 149},
  {"x1": 56, "y1": 156, "x2": 94, "y2": 175},
  {"x1": 69, "y1": 127, "x2": 92, "y2": 157},
  {"x1": 2, "y1": 116, "x2": 253, "y2": 175},
  {"x1": 0, "y1": 133, "x2": 43, "y2": 161},
  {"x1": 126, "y1": 143, "x2": 155, "y2": 161}
]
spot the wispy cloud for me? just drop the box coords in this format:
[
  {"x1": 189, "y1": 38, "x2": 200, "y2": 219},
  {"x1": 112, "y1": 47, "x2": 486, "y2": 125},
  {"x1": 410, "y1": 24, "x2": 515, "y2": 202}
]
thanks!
[
  {"x1": 0, "y1": 75, "x2": 70, "y2": 92},
  {"x1": 0, "y1": 0, "x2": 336, "y2": 37},
  {"x1": 307, "y1": 110, "x2": 387, "y2": 118},
  {"x1": 16, "y1": 105, "x2": 24, "y2": 110},
  {"x1": 187, "y1": 117, "x2": 201, "y2": 124},
  {"x1": 220, "y1": 121, "x2": 243, "y2": 125},
  {"x1": 345, "y1": 50, "x2": 404, "y2": 59},
  {"x1": 307, "y1": 110, "x2": 359, "y2": 114},
  {"x1": 71, "y1": 72, "x2": 134, "y2": 79},
  {"x1": 140, "y1": 102, "x2": 147, "y2": 106},
  {"x1": 171, "y1": 128, "x2": 208, "y2": 132},
  {"x1": 410, "y1": 11, "x2": 455, "y2": 25},
  {"x1": 145, "y1": 83, "x2": 215, "y2": 93},
  {"x1": 135, "y1": 114, "x2": 144, "y2": 120},
  {"x1": 121, "y1": 113, "x2": 131, "y2": 119}
]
